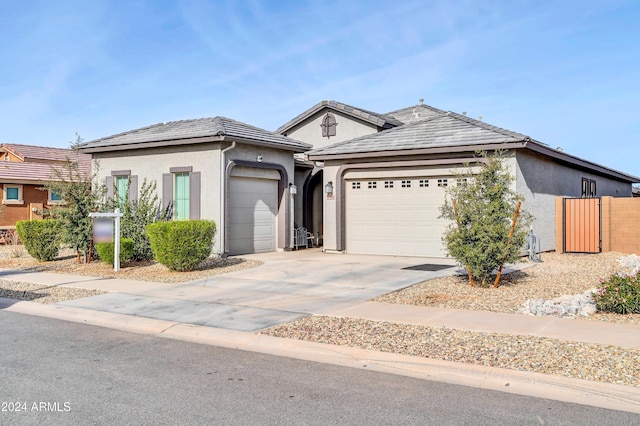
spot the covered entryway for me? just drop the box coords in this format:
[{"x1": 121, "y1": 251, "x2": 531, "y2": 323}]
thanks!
[
  {"x1": 228, "y1": 173, "x2": 278, "y2": 255},
  {"x1": 345, "y1": 174, "x2": 452, "y2": 257}
]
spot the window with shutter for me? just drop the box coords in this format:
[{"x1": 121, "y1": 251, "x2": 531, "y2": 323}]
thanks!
[{"x1": 321, "y1": 113, "x2": 337, "y2": 137}]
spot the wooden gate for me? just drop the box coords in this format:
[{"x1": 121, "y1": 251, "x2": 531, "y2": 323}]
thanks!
[{"x1": 563, "y1": 198, "x2": 601, "y2": 253}]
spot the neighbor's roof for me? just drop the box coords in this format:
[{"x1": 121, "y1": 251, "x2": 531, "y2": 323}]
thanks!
[
  {"x1": 307, "y1": 111, "x2": 640, "y2": 183},
  {"x1": 1, "y1": 143, "x2": 91, "y2": 163},
  {"x1": 276, "y1": 100, "x2": 404, "y2": 135},
  {"x1": 77, "y1": 116, "x2": 311, "y2": 153},
  {"x1": 0, "y1": 155, "x2": 91, "y2": 183}
]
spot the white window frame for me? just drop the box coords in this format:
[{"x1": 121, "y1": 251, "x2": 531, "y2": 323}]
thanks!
[
  {"x1": 48, "y1": 189, "x2": 65, "y2": 204},
  {"x1": 2, "y1": 184, "x2": 23, "y2": 204}
]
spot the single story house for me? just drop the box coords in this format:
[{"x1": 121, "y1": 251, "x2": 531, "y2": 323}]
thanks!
[
  {"x1": 0, "y1": 143, "x2": 91, "y2": 227},
  {"x1": 277, "y1": 100, "x2": 639, "y2": 257},
  {"x1": 76, "y1": 117, "x2": 311, "y2": 256}
]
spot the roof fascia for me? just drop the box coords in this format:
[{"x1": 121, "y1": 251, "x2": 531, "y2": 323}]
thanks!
[
  {"x1": 78, "y1": 134, "x2": 310, "y2": 155},
  {"x1": 523, "y1": 141, "x2": 640, "y2": 182},
  {"x1": 307, "y1": 142, "x2": 525, "y2": 161},
  {"x1": 77, "y1": 135, "x2": 225, "y2": 153}
]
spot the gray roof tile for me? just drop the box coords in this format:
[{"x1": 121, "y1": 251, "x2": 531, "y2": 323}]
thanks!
[
  {"x1": 384, "y1": 103, "x2": 447, "y2": 123},
  {"x1": 78, "y1": 116, "x2": 311, "y2": 152},
  {"x1": 307, "y1": 112, "x2": 534, "y2": 157},
  {"x1": 276, "y1": 100, "x2": 403, "y2": 134}
]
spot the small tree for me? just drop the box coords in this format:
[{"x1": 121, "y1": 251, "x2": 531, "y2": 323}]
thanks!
[
  {"x1": 105, "y1": 178, "x2": 171, "y2": 261},
  {"x1": 440, "y1": 151, "x2": 531, "y2": 287},
  {"x1": 45, "y1": 137, "x2": 105, "y2": 263}
]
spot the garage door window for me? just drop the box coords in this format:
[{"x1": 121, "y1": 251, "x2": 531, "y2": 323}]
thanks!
[
  {"x1": 419, "y1": 179, "x2": 429, "y2": 187},
  {"x1": 384, "y1": 181, "x2": 394, "y2": 188},
  {"x1": 437, "y1": 179, "x2": 448, "y2": 187},
  {"x1": 401, "y1": 180, "x2": 411, "y2": 188},
  {"x1": 367, "y1": 181, "x2": 377, "y2": 189},
  {"x1": 351, "y1": 182, "x2": 361, "y2": 189}
]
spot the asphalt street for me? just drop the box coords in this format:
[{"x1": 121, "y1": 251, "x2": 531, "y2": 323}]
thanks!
[{"x1": 1, "y1": 310, "x2": 638, "y2": 425}]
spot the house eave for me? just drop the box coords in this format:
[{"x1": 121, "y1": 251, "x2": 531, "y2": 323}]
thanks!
[
  {"x1": 307, "y1": 142, "x2": 526, "y2": 161},
  {"x1": 78, "y1": 135, "x2": 310, "y2": 154}
]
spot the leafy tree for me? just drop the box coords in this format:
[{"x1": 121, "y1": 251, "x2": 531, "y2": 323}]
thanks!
[
  {"x1": 45, "y1": 139, "x2": 105, "y2": 263},
  {"x1": 440, "y1": 151, "x2": 532, "y2": 287},
  {"x1": 105, "y1": 178, "x2": 171, "y2": 261}
]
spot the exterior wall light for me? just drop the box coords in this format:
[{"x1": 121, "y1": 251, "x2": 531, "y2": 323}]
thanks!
[
  {"x1": 324, "y1": 181, "x2": 333, "y2": 195},
  {"x1": 289, "y1": 183, "x2": 297, "y2": 195},
  {"x1": 257, "y1": 155, "x2": 263, "y2": 163}
]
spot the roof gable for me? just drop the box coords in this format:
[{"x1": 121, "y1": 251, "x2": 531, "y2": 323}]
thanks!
[
  {"x1": 276, "y1": 100, "x2": 404, "y2": 135},
  {"x1": 77, "y1": 116, "x2": 311, "y2": 153}
]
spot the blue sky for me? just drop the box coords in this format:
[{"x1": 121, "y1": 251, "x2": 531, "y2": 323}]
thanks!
[{"x1": 1, "y1": 0, "x2": 638, "y2": 177}]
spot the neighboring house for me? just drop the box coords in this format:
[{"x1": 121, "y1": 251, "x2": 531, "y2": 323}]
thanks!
[
  {"x1": 633, "y1": 186, "x2": 640, "y2": 197},
  {"x1": 76, "y1": 117, "x2": 311, "y2": 256},
  {"x1": 0, "y1": 143, "x2": 91, "y2": 227},
  {"x1": 277, "y1": 100, "x2": 639, "y2": 258}
]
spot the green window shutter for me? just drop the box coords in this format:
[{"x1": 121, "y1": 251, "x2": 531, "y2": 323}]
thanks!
[{"x1": 174, "y1": 172, "x2": 190, "y2": 220}]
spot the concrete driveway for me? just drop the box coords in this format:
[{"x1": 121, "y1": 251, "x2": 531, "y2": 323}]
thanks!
[{"x1": 60, "y1": 249, "x2": 459, "y2": 332}]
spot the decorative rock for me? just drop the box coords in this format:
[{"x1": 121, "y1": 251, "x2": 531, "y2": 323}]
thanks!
[{"x1": 519, "y1": 288, "x2": 598, "y2": 318}]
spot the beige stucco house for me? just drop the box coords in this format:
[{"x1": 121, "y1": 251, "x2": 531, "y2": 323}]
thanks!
[
  {"x1": 77, "y1": 100, "x2": 638, "y2": 258},
  {"x1": 278, "y1": 100, "x2": 639, "y2": 258},
  {"x1": 77, "y1": 117, "x2": 310, "y2": 256}
]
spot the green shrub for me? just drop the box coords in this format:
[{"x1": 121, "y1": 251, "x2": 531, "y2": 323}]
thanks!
[
  {"x1": 593, "y1": 273, "x2": 640, "y2": 314},
  {"x1": 95, "y1": 238, "x2": 134, "y2": 265},
  {"x1": 146, "y1": 220, "x2": 216, "y2": 271},
  {"x1": 15, "y1": 220, "x2": 63, "y2": 262}
]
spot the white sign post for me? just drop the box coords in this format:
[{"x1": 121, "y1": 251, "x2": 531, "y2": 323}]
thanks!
[{"x1": 89, "y1": 208, "x2": 123, "y2": 272}]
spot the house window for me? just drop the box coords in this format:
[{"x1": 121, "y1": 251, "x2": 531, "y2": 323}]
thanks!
[
  {"x1": 367, "y1": 181, "x2": 377, "y2": 189},
  {"x1": 437, "y1": 179, "x2": 448, "y2": 187},
  {"x1": 384, "y1": 181, "x2": 394, "y2": 188},
  {"x1": 321, "y1": 113, "x2": 337, "y2": 138},
  {"x1": 351, "y1": 182, "x2": 361, "y2": 189},
  {"x1": 115, "y1": 175, "x2": 129, "y2": 205},
  {"x1": 174, "y1": 172, "x2": 190, "y2": 220},
  {"x1": 48, "y1": 190, "x2": 63, "y2": 204},
  {"x1": 582, "y1": 178, "x2": 597, "y2": 198},
  {"x1": 401, "y1": 180, "x2": 411, "y2": 188},
  {"x1": 2, "y1": 184, "x2": 23, "y2": 204},
  {"x1": 419, "y1": 179, "x2": 429, "y2": 188}
]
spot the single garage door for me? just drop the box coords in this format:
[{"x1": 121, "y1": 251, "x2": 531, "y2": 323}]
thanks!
[
  {"x1": 345, "y1": 176, "x2": 452, "y2": 257},
  {"x1": 229, "y1": 176, "x2": 278, "y2": 255}
]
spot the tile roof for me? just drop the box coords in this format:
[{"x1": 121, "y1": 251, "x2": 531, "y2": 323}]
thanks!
[
  {"x1": 384, "y1": 103, "x2": 446, "y2": 123},
  {"x1": 307, "y1": 111, "x2": 534, "y2": 157},
  {"x1": 77, "y1": 116, "x2": 311, "y2": 153},
  {"x1": 1, "y1": 143, "x2": 91, "y2": 163},
  {"x1": 0, "y1": 153, "x2": 91, "y2": 183},
  {"x1": 276, "y1": 100, "x2": 404, "y2": 134}
]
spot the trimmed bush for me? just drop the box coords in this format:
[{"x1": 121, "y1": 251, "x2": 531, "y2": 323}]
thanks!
[
  {"x1": 593, "y1": 272, "x2": 640, "y2": 314},
  {"x1": 16, "y1": 220, "x2": 63, "y2": 262},
  {"x1": 96, "y1": 238, "x2": 134, "y2": 265},
  {"x1": 146, "y1": 220, "x2": 216, "y2": 271}
]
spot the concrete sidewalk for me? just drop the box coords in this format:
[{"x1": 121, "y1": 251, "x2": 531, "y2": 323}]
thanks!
[{"x1": 1, "y1": 264, "x2": 640, "y2": 414}]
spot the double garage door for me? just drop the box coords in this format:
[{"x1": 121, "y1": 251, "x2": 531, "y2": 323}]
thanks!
[
  {"x1": 228, "y1": 176, "x2": 278, "y2": 255},
  {"x1": 345, "y1": 174, "x2": 452, "y2": 257}
]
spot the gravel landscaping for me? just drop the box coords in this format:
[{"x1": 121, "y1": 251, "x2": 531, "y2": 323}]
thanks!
[
  {"x1": 3, "y1": 244, "x2": 640, "y2": 387},
  {"x1": 261, "y1": 251, "x2": 640, "y2": 387}
]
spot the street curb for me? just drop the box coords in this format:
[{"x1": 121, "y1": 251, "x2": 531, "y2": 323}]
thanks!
[{"x1": 2, "y1": 297, "x2": 640, "y2": 414}]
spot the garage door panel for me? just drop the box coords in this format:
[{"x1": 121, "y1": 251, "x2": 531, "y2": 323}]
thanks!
[
  {"x1": 345, "y1": 176, "x2": 451, "y2": 257},
  {"x1": 229, "y1": 177, "x2": 277, "y2": 255}
]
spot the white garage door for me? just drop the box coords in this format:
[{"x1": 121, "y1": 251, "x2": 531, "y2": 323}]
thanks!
[
  {"x1": 229, "y1": 177, "x2": 277, "y2": 255},
  {"x1": 345, "y1": 176, "x2": 452, "y2": 257}
]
